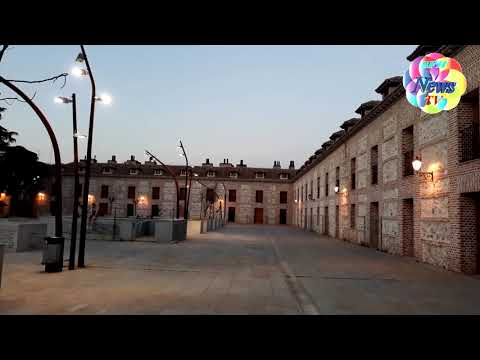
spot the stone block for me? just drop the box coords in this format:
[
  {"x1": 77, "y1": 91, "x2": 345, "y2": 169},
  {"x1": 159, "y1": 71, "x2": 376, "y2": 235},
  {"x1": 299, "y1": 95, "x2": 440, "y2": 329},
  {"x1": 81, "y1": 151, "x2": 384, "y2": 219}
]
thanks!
[
  {"x1": 187, "y1": 220, "x2": 202, "y2": 238},
  {"x1": 383, "y1": 188, "x2": 398, "y2": 200},
  {"x1": 422, "y1": 242, "x2": 448, "y2": 268},
  {"x1": 383, "y1": 201, "x2": 398, "y2": 218},
  {"x1": 421, "y1": 197, "x2": 448, "y2": 218},
  {"x1": 382, "y1": 135, "x2": 398, "y2": 161},
  {"x1": 154, "y1": 220, "x2": 173, "y2": 243},
  {"x1": 420, "y1": 221, "x2": 449, "y2": 243},
  {"x1": 383, "y1": 158, "x2": 398, "y2": 184},
  {"x1": 15, "y1": 223, "x2": 47, "y2": 252},
  {"x1": 418, "y1": 112, "x2": 448, "y2": 146},
  {"x1": 382, "y1": 219, "x2": 399, "y2": 237},
  {"x1": 383, "y1": 116, "x2": 396, "y2": 139}
]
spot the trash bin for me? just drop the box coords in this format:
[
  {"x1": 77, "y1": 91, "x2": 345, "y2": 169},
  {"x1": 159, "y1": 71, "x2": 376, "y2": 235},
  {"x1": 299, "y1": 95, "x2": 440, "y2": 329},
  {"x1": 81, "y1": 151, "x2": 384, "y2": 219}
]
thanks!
[
  {"x1": 43, "y1": 236, "x2": 65, "y2": 273},
  {"x1": 0, "y1": 244, "x2": 5, "y2": 288}
]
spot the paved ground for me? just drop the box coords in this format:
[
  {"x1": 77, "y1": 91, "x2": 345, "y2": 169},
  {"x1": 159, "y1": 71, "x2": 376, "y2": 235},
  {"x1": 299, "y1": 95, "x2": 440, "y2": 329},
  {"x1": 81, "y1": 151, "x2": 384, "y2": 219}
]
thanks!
[{"x1": 1, "y1": 224, "x2": 480, "y2": 314}]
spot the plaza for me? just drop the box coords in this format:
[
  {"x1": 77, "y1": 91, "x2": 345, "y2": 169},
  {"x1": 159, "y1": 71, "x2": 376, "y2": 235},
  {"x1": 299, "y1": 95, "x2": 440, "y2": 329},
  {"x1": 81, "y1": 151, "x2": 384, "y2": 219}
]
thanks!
[{"x1": 1, "y1": 224, "x2": 480, "y2": 315}]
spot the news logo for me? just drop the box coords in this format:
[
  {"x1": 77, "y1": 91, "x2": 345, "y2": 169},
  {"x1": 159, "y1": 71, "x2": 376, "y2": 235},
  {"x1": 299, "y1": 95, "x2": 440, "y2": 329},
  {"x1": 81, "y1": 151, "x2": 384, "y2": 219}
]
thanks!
[{"x1": 403, "y1": 53, "x2": 467, "y2": 114}]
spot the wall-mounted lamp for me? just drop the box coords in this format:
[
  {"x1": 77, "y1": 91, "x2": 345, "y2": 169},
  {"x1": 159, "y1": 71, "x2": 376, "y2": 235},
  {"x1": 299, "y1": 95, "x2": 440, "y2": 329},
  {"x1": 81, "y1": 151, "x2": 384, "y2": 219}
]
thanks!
[
  {"x1": 412, "y1": 156, "x2": 433, "y2": 182},
  {"x1": 334, "y1": 186, "x2": 339, "y2": 194},
  {"x1": 37, "y1": 192, "x2": 46, "y2": 201}
]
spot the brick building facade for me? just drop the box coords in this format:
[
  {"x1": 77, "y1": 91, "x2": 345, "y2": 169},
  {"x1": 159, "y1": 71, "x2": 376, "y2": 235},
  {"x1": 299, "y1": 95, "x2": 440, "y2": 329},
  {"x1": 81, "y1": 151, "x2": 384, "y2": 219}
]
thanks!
[
  {"x1": 59, "y1": 156, "x2": 296, "y2": 225},
  {"x1": 293, "y1": 45, "x2": 480, "y2": 274}
]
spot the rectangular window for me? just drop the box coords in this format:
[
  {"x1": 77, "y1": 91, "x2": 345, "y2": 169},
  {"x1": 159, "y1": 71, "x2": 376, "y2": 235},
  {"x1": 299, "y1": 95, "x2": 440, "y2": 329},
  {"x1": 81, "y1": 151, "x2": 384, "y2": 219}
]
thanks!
[
  {"x1": 180, "y1": 169, "x2": 187, "y2": 176},
  {"x1": 129, "y1": 168, "x2": 138, "y2": 175},
  {"x1": 101, "y1": 185, "x2": 109, "y2": 199},
  {"x1": 305, "y1": 183, "x2": 308, "y2": 200},
  {"x1": 154, "y1": 169, "x2": 163, "y2": 176},
  {"x1": 402, "y1": 126, "x2": 414, "y2": 176},
  {"x1": 206, "y1": 189, "x2": 215, "y2": 203},
  {"x1": 280, "y1": 191, "x2": 288, "y2": 204},
  {"x1": 325, "y1": 173, "x2": 329, "y2": 197},
  {"x1": 102, "y1": 167, "x2": 112, "y2": 174},
  {"x1": 371, "y1": 145, "x2": 379, "y2": 184},
  {"x1": 351, "y1": 158, "x2": 356, "y2": 190},
  {"x1": 280, "y1": 173, "x2": 289, "y2": 180},
  {"x1": 151, "y1": 204, "x2": 159, "y2": 217},
  {"x1": 229, "y1": 189, "x2": 236, "y2": 202},
  {"x1": 128, "y1": 186, "x2": 135, "y2": 199},
  {"x1": 256, "y1": 190, "x2": 263, "y2": 203},
  {"x1": 317, "y1": 206, "x2": 320, "y2": 226},
  {"x1": 351, "y1": 204, "x2": 356, "y2": 229},
  {"x1": 256, "y1": 172, "x2": 265, "y2": 179},
  {"x1": 460, "y1": 88, "x2": 480, "y2": 162},
  {"x1": 335, "y1": 166, "x2": 340, "y2": 188},
  {"x1": 301, "y1": 186, "x2": 303, "y2": 202},
  {"x1": 152, "y1": 187, "x2": 160, "y2": 200},
  {"x1": 179, "y1": 187, "x2": 187, "y2": 201},
  {"x1": 229, "y1": 172, "x2": 238, "y2": 178},
  {"x1": 317, "y1": 177, "x2": 320, "y2": 198},
  {"x1": 207, "y1": 171, "x2": 216, "y2": 177},
  {"x1": 310, "y1": 180, "x2": 313, "y2": 199}
]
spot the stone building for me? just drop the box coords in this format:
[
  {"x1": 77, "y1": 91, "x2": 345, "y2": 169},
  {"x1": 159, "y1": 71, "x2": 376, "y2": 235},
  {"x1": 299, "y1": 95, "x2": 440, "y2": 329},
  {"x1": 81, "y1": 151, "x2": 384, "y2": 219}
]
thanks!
[
  {"x1": 293, "y1": 45, "x2": 480, "y2": 274},
  {"x1": 59, "y1": 156, "x2": 296, "y2": 225}
]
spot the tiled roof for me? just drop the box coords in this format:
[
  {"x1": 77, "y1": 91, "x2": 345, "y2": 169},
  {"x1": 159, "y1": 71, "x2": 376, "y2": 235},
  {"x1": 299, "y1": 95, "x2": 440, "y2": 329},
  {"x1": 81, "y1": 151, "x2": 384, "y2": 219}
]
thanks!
[
  {"x1": 355, "y1": 100, "x2": 382, "y2": 115},
  {"x1": 375, "y1": 76, "x2": 403, "y2": 95}
]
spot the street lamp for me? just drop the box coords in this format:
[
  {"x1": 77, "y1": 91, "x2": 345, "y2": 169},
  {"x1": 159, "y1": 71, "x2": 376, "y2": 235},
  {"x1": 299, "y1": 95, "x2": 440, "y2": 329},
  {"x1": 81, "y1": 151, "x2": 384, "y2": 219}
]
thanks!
[
  {"x1": 412, "y1": 156, "x2": 433, "y2": 182},
  {"x1": 145, "y1": 150, "x2": 181, "y2": 219},
  {"x1": 54, "y1": 92, "x2": 85, "y2": 270},
  {"x1": 177, "y1": 140, "x2": 190, "y2": 220},
  {"x1": 75, "y1": 46, "x2": 112, "y2": 268}
]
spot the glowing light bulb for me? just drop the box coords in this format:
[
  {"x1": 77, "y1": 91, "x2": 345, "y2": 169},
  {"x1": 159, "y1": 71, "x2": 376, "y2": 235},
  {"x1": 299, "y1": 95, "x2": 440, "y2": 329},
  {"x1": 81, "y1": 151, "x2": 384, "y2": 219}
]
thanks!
[{"x1": 412, "y1": 158, "x2": 422, "y2": 172}]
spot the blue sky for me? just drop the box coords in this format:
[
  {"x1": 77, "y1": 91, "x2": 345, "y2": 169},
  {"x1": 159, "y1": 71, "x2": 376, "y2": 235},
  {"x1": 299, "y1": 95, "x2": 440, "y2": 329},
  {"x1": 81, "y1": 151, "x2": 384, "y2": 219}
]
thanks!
[{"x1": 0, "y1": 45, "x2": 415, "y2": 168}]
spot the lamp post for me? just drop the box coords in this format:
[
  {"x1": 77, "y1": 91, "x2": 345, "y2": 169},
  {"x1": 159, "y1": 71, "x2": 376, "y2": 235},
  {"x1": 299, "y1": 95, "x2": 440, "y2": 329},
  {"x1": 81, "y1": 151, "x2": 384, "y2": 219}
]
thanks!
[
  {"x1": 177, "y1": 140, "x2": 190, "y2": 220},
  {"x1": 145, "y1": 150, "x2": 180, "y2": 219},
  {"x1": 73, "y1": 46, "x2": 112, "y2": 268},
  {"x1": 0, "y1": 77, "x2": 63, "y2": 238},
  {"x1": 54, "y1": 94, "x2": 86, "y2": 270}
]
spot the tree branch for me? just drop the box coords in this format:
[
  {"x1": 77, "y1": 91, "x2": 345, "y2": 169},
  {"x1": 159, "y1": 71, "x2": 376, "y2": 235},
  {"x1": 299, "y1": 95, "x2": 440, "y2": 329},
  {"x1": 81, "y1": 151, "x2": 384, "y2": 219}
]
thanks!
[
  {"x1": 0, "y1": 45, "x2": 8, "y2": 63},
  {"x1": 5, "y1": 73, "x2": 69, "y2": 89},
  {"x1": 0, "y1": 91, "x2": 37, "y2": 104}
]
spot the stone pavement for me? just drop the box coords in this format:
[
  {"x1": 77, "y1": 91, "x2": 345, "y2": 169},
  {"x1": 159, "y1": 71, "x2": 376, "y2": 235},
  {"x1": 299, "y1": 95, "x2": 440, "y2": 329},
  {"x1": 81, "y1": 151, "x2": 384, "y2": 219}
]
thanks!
[{"x1": 1, "y1": 224, "x2": 480, "y2": 314}]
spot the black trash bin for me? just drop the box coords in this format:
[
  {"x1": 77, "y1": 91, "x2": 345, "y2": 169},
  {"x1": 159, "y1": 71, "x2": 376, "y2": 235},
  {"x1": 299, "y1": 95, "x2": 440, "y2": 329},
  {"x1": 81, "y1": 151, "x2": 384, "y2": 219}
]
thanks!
[{"x1": 43, "y1": 236, "x2": 65, "y2": 273}]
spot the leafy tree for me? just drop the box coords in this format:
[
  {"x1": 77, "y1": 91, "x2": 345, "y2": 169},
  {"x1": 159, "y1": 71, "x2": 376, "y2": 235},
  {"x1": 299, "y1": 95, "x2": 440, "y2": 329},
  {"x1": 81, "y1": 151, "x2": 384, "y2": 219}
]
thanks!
[{"x1": 0, "y1": 106, "x2": 18, "y2": 149}]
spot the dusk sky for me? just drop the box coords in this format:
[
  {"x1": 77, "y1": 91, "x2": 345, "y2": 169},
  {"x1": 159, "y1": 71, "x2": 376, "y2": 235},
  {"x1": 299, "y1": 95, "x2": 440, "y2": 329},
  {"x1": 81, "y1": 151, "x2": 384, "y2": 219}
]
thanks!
[{"x1": 0, "y1": 45, "x2": 416, "y2": 168}]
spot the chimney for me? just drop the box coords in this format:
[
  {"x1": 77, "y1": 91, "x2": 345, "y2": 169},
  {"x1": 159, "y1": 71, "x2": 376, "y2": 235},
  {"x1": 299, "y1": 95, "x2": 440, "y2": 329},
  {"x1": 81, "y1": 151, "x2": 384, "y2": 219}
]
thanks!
[
  {"x1": 219, "y1": 158, "x2": 233, "y2": 167},
  {"x1": 273, "y1": 161, "x2": 281, "y2": 169},
  {"x1": 93, "y1": 155, "x2": 97, "y2": 163},
  {"x1": 236, "y1": 159, "x2": 247, "y2": 168},
  {"x1": 202, "y1": 158, "x2": 213, "y2": 167},
  {"x1": 108, "y1": 155, "x2": 117, "y2": 164},
  {"x1": 130, "y1": 155, "x2": 135, "y2": 161},
  {"x1": 289, "y1": 161, "x2": 295, "y2": 169}
]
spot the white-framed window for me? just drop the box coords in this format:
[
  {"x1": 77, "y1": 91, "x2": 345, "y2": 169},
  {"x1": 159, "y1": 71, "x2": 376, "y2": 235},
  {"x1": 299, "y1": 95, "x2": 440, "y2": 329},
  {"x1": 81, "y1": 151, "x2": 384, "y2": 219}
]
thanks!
[
  {"x1": 154, "y1": 169, "x2": 163, "y2": 176},
  {"x1": 255, "y1": 172, "x2": 265, "y2": 179},
  {"x1": 229, "y1": 172, "x2": 238, "y2": 178},
  {"x1": 207, "y1": 171, "x2": 216, "y2": 177},
  {"x1": 102, "y1": 167, "x2": 112, "y2": 174},
  {"x1": 180, "y1": 169, "x2": 187, "y2": 176},
  {"x1": 280, "y1": 173, "x2": 289, "y2": 180},
  {"x1": 129, "y1": 168, "x2": 138, "y2": 175}
]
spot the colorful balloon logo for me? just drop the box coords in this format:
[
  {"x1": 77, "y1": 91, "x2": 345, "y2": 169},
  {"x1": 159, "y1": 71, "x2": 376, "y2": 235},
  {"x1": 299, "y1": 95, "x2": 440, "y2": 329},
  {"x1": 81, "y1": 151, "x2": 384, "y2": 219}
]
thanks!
[{"x1": 403, "y1": 53, "x2": 467, "y2": 114}]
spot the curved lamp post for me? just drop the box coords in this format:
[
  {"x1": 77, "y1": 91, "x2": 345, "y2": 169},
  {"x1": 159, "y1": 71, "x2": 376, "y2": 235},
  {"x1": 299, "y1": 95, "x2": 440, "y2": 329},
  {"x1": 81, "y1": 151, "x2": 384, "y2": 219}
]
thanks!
[
  {"x1": 145, "y1": 150, "x2": 180, "y2": 219},
  {"x1": 0, "y1": 77, "x2": 63, "y2": 238},
  {"x1": 177, "y1": 140, "x2": 190, "y2": 219},
  {"x1": 73, "y1": 46, "x2": 112, "y2": 268}
]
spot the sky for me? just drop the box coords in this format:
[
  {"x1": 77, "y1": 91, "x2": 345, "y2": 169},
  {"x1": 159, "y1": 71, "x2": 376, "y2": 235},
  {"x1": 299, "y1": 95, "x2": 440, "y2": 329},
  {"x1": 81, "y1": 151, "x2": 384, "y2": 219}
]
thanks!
[{"x1": 0, "y1": 45, "x2": 416, "y2": 169}]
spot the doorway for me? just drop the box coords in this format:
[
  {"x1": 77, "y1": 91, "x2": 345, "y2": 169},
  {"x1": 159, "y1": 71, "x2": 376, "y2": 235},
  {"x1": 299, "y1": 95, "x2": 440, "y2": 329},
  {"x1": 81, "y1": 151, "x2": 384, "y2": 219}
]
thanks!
[
  {"x1": 127, "y1": 203, "x2": 134, "y2": 217},
  {"x1": 228, "y1": 207, "x2": 236, "y2": 223},
  {"x1": 370, "y1": 202, "x2": 380, "y2": 249},
  {"x1": 324, "y1": 206, "x2": 329, "y2": 235},
  {"x1": 335, "y1": 205, "x2": 339, "y2": 238},
  {"x1": 280, "y1": 209, "x2": 287, "y2": 225},
  {"x1": 254, "y1": 208, "x2": 264, "y2": 224},
  {"x1": 402, "y1": 198, "x2": 414, "y2": 256},
  {"x1": 309, "y1": 208, "x2": 313, "y2": 230}
]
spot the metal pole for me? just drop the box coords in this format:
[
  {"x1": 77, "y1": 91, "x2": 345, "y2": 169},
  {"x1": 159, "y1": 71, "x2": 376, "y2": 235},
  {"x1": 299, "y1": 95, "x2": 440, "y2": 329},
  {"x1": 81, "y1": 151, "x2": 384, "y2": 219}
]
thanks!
[
  {"x1": 0, "y1": 77, "x2": 63, "y2": 237},
  {"x1": 179, "y1": 141, "x2": 189, "y2": 219},
  {"x1": 145, "y1": 150, "x2": 180, "y2": 219},
  {"x1": 69, "y1": 93, "x2": 78, "y2": 270},
  {"x1": 78, "y1": 45, "x2": 96, "y2": 268}
]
